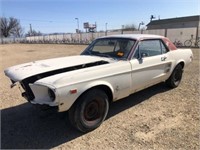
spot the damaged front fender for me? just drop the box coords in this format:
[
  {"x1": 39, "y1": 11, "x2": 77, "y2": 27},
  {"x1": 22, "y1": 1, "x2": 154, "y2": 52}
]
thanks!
[{"x1": 29, "y1": 83, "x2": 58, "y2": 106}]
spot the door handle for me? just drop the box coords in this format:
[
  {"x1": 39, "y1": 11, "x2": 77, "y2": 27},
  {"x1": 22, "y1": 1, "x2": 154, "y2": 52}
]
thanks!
[{"x1": 161, "y1": 56, "x2": 167, "y2": 61}]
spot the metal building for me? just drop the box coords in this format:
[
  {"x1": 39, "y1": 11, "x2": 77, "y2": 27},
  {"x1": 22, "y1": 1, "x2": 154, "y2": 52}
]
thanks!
[{"x1": 146, "y1": 15, "x2": 200, "y2": 47}]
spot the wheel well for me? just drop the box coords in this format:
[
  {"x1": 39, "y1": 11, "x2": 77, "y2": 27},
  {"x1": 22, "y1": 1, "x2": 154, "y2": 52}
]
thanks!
[
  {"x1": 80, "y1": 85, "x2": 113, "y2": 103},
  {"x1": 178, "y1": 61, "x2": 185, "y2": 69}
]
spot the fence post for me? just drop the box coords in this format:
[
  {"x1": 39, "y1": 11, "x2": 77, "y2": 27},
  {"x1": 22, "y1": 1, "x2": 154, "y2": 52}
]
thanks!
[
  {"x1": 0, "y1": 37, "x2": 1, "y2": 44},
  {"x1": 196, "y1": 26, "x2": 199, "y2": 42},
  {"x1": 164, "y1": 29, "x2": 167, "y2": 37}
]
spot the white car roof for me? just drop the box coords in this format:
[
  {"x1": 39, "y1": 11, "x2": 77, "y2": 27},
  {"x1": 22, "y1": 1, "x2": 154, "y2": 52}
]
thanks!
[{"x1": 99, "y1": 34, "x2": 165, "y2": 40}]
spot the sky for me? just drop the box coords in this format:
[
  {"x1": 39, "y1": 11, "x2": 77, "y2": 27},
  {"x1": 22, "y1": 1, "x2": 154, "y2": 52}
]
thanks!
[{"x1": 0, "y1": 0, "x2": 199, "y2": 34}]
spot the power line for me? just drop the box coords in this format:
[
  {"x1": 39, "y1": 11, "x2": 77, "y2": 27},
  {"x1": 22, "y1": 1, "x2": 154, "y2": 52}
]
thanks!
[{"x1": 20, "y1": 18, "x2": 74, "y2": 24}]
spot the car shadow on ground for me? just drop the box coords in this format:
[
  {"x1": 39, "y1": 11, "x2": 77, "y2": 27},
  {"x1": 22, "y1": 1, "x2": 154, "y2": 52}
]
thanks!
[{"x1": 1, "y1": 83, "x2": 170, "y2": 149}]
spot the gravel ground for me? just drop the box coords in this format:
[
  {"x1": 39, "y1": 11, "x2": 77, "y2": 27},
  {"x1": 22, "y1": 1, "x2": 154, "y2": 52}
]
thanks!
[{"x1": 0, "y1": 44, "x2": 199, "y2": 149}]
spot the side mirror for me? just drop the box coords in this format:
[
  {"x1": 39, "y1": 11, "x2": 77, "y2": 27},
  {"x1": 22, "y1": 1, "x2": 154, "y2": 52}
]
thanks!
[
  {"x1": 141, "y1": 52, "x2": 148, "y2": 57},
  {"x1": 138, "y1": 52, "x2": 148, "y2": 60}
]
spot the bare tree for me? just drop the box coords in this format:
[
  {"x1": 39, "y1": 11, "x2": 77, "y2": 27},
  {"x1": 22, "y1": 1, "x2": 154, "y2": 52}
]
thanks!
[
  {"x1": 0, "y1": 17, "x2": 23, "y2": 37},
  {"x1": 13, "y1": 26, "x2": 24, "y2": 37},
  {"x1": 25, "y1": 30, "x2": 43, "y2": 37}
]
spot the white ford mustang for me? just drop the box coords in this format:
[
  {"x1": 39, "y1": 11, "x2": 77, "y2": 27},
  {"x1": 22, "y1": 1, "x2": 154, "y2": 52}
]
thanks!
[{"x1": 4, "y1": 34, "x2": 193, "y2": 132}]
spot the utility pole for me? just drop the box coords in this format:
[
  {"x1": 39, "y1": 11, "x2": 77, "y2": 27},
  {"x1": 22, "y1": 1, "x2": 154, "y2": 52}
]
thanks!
[
  {"x1": 95, "y1": 22, "x2": 97, "y2": 32},
  {"x1": 75, "y1": 18, "x2": 80, "y2": 43},
  {"x1": 29, "y1": 24, "x2": 32, "y2": 36},
  {"x1": 138, "y1": 22, "x2": 144, "y2": 30},
  {"x1": 121, "y1": 25, "x2": 124, "y2": 34},
  {"x1": 75, "y1": 18, "x2": 79, "y2": 33},
  {"x1": 105, "y1": 23, "x2": 108, "y2": 36}
]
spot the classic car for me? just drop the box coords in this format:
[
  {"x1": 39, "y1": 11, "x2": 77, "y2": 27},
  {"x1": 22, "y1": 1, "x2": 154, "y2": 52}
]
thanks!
[{"x1": 4, "y1": 34, "x2": 193, "y2": 132}]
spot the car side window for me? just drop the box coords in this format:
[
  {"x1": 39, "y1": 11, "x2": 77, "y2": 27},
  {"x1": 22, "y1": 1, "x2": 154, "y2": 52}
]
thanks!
[
  {"x1": 160, "y1": 41, "x2": 167, "y2": 53},
  {"x1": 133, "y1": 39, "x2": 167, "y2": 58}
]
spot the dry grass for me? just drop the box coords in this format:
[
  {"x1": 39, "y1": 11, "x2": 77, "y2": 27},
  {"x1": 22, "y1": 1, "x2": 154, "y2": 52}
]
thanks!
[{"x1": 1, "y1": 44, "x2": 199, "y2": 149}]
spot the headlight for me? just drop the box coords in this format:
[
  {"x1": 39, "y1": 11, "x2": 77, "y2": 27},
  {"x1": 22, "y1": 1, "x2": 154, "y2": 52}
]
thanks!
[{"x1": 48, "y1": 88, "x2": 56, "y2": 101}]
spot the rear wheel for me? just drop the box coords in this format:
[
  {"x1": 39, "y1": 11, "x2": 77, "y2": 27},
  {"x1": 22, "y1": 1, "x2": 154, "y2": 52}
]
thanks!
[
  {"x1": 165, "y1": 64, "x2": 183, "y2": 88},
  {"x1": 68, "y1": 88, "x2": 109, "y2": 132},
  {"x1": 184, "y1": 40, "x2": 192, "y2": 47}
]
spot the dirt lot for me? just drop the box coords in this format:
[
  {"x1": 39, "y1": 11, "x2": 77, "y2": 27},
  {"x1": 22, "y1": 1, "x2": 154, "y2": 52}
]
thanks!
[{"x1": 0, "y1": 44, "x2": 199, "y2": 149}]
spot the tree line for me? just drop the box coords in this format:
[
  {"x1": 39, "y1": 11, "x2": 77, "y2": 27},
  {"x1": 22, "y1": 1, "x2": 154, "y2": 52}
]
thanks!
[
  {"x1": 0, "y1": 17, "x2": 42, "y2": 38},
  {"x1": 1, "y1": 17, "x2": 138, "y2": 38}
]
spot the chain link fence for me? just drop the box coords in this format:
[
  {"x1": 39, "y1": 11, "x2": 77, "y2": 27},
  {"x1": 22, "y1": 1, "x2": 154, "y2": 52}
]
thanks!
[{"x1": 1, "y1": 28, "x2": 199, "y2": 47}]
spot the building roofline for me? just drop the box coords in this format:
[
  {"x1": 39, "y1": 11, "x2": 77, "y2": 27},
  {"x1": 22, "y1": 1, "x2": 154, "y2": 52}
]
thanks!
[{"x1": 147, "y1": 15, "x2": 200, "y2": 26}]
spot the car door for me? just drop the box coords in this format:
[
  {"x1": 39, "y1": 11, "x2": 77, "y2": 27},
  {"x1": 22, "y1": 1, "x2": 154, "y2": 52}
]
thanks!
[{"x1": 130, "y1": 39, "x2": 172, "y2": 93}]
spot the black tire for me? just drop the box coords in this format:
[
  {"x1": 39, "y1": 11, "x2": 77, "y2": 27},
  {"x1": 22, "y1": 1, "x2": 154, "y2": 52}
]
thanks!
[
  {"x1": 165, "y1": 64, "x2": 183, "y2": 88},
  {"x1": 184, "y1": 40, "x2": 192, "y2": 47},
  {"x1": 68, "y1": 88, "x2": 109, "y2": 132}
]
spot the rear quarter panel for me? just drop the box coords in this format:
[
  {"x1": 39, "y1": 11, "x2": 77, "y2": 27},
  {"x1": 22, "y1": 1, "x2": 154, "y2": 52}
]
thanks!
[{"x1": 167, "y1": 48, "x2": 193, "y2": 69}]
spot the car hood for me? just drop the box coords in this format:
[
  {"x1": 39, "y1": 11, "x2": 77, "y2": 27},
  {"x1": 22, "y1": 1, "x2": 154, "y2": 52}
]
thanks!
[{"x1": 4, "y1": 55, "x2": 113, "y2": 82}]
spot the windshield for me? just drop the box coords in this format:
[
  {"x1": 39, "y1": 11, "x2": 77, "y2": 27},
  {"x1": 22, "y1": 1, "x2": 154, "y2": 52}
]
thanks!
[{"x1": 81, "y1": 38, "x2": 136, "y2": 60}]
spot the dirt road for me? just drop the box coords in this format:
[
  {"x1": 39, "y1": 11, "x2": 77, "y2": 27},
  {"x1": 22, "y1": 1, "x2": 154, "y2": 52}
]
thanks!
[{"x1": 1, "y1": 44, "x2": 199, "y2": 149}]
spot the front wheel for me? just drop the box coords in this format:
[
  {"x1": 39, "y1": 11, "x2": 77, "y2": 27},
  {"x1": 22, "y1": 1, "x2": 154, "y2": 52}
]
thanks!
[
  {"x1": 165, "y1": 64, "x2": 183, "y2": 88},
  {"x1": 184, "y1": 40, "x2": 192, "y2": 47},
  {"x1": 68, "y1": 88, "x2": 109, "y2": 132}
]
